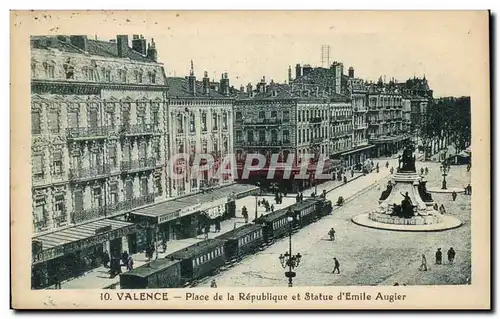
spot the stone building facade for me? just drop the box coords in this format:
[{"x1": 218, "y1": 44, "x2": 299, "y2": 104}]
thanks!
[
  {"x1": 166, "y1": 65, "x2": 234, "y2": 197},
  {"x1": 30, "y1": 34, "x2": 169, "y2": 288}
]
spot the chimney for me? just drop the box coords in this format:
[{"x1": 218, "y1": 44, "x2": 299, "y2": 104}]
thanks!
[
  {"x1": 348, "y1": 67, "x2": 354, "y2": 78},
  {"x1": 259, "y1": 76, "x2": 267, "y2": 93},
  {"x1": 188, "y1": 60, "x2": 196, "y2": 95},
  {"x1": 295, "y1": 63, "x2": 302, "y2": 79},
  {"x1": 202, "y1": 71, "x2": 210, "y2": 95},
  {"x1": 288, "y1": 65, "x2": 292, "y2": 83},
  {"x1": 247, "y1": 83, "x2": 253, "y2": 97},
  {"x1": 116, "y1": 35, "x2": 129, "y2": 58},
  {"x1": 132, "y1": 34, "x2": 147, "y2": 55},
  {"x1": 69, "y1": 35, "x2": 88, "y2": 52},
  {"x1": 146, "y1": 38, "x2": 157, "y2": 61},
  {"x1": 221, "y1": 72, "x2": 230, "y2": 96}
]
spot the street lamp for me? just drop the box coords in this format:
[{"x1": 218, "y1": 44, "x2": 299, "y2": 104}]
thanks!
[
  {"x1": 254, "y1": 182, "x2": 261, "y2": 221},
  {"x1": 278, "y1": 208, "x2": 302, "y2": 287},
  {"x1": 440, "y1": 162, "x2": 451, "y2": 190}
]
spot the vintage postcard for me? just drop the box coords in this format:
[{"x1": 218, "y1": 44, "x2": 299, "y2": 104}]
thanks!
[{"x1": 10, "y1": 10, "x2": 490, "y2": 309}]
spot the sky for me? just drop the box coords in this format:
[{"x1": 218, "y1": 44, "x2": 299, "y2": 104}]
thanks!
[{"x1": 68, "y1": 11, "x2": 486, "y2": 98}]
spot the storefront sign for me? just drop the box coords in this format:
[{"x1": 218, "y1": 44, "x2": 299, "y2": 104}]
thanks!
[
  {"x1": 199, "y1": 197, "x2": 228, "y2": 213},
  {"x1": 205, "y1": 204, "x2": 224, "y2": 219},
  {"x1": 179, "y1": 203, "x2": 202, "y2": 217},
  {"x1": 32, "y1": 224, "x2": 137, "y2": 265},
  {"x1": 157, "y1": 211, "x2": 181, "y2": 224}
]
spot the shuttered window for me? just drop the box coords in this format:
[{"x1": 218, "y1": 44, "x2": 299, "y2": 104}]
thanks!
[
  {"x1": 74, "y1": 190, "x2": 84, "y2": 212},
  {"x1": 31, "y1": 112, "x2": 41, "y2": 134},
  {"x1": 52, "y1": 151, "x2": 63, "y2": 176},
  {"x1": 48, "y1": 110, "x2": 59, "y2": 133}
]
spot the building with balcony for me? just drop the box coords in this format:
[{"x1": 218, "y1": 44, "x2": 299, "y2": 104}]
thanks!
[
  {"x1": 233, "y1": 78, "x2": 349, "y2": 192},
  {"x1": 30, "y1": 34, "x2": 169, "y2": 289}
]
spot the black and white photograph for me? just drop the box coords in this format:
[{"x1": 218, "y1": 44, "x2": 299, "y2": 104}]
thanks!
[{"x1": 10, "y1": 10, "x2": 490, "y2": 309}]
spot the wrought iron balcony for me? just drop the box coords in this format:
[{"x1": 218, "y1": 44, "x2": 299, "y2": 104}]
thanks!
[
  {"x1": 119, "y1": 124, "x2": 157, "y2": 136},
  {"x1": 69, "y1": 165, "x2": 110, "y2": 181},
  {"x1": 66, "y1": 126, "x2": 109, "y2": 140},
  {"x1": 309, "y1": 117, "x2": 322, "y2": 124},
  {"x1": 244, "y1": 118, "x2": 282, "y2": 126},
  {"x1": 238, "y1": 140, "x2": 291, "y2": 147},
  {"x1": 71, "y1": 206, "x2": 107, "y2": 224},
  {"x1": 354, "y1": 123, "x2": 368, "y2": 130},
  {"x1": 53, "y1": 214, "x2": 68, "y2": 227},
  {"x1": 33, "y1": 220, "x2": 49, "y2": 233},
  {"x1": 121, "y1": 158, "x2": 156, "y2": 173},
  {"x1": 107, "y1": 194, "x2": 155, "y2": 214}
]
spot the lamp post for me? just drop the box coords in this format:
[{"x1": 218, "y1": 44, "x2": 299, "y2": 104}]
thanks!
[
  {"x1": 254, "y1": 182, "x2": 261, "y2": 221},
  {"x1": 278, "y1": 209, "x2": 302, "y2": 287},
  {"x1": 440, "y1": 162, "x2": 450, "y2": 190}
]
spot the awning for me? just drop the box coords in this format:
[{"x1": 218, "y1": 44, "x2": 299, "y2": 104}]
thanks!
[
  {"x1": 341, "y1": 144, "x2": 376, "y2": 156},
  {"x1": 132, "y1": 183, "x2": 259, "y2": 225},
  {"x1": 32, "y1": 218, "x2": 136, "y2": 265}
]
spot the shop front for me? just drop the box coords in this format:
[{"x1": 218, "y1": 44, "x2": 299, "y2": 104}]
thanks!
[{"x1": 31, "y1": 218, "x2": 137, "y2": 289}]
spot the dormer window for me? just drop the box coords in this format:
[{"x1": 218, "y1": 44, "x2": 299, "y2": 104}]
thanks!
[
  {"x1": 135, "y1": 70, "x2": 143, "y2": 84},
  {"x1": 63, "y1": 58, "x2": 74, "y2": 80},
  {"x1": 148, "y1": 71, "x2": 156, "y2": 84},
  {"x1": 43, "y1": 61, "x2": 55, "y2": 79},
  {"x1": 118, "y1": 69, "x2": 127, "y2": 83}
]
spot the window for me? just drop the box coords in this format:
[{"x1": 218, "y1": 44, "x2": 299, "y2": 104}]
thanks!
[
  {"x1": 189, "y1": 113, "x2": 195, "y2": 133},
  {"x1": 118, "y1": 69, "x2": 127, "y2": 83},
  {"x1": 110, "y1": 183, "x2": 119, "y2": 205},
  {"x1": 74, "y1": 189, "x2": 84, "y2": 212},
  {"x1": 31, "y1": 112, "x2": 41, "y2": 134},
  {"x1": 32, "y1": 154, "x2": 44, "y2": 180},
  {"x1": 236, "y1": 130, "x2": 242, "y2": 142},
  {"x1": 148, "y1": 71, "x2": 156, "y2": 84},
  {"x1": 271, "y1": 110, "x2": 277, "y2": 118},
  {"x1": 48, "y1": 110, "x2": 60, "y2": 133},
  {"x1": 52, "y1": 151, "x2": 63, "y2": 176},
  {"x1": 135, "y1": 70, "x2": 143, "y2": 83},
  {"x1": 125, "y1": 180, "x2": 133, "y2": 200},
  {"x1": 43, "y1": 62, "x2": 55, "y2": 79},
  {"x1": 106, "y1": 110, "x2": 115, "y2": 128},
  {"x1": 122, "y1": 106, "x2": 130, "y2": 127},
  {"x1": 177, "y1": 114, "x2": 183, "y2": 133},
  {"x1": 154, "y1": 139, "x2": 161, "y2": 161},
  {"x1": 108, "y1": 145, "x2": 117, "y2": 166},
  {"x1": 283, "y1": 130, "x2": 290, "y2": 142},
  {"x1": 152, "y1": 110, "x2": 159, "y2": 126},
  {"x1": 223, "y1": 113, "x2": 228, "y2": 129},
  {"x1": 271, "y1": 130, "x2": 278, "y2": 143},
  {"x1": 235, "y1": 111, "x2": 242, "y2": 122},
  {"x1": 212, "y1": 113, "x2": 218, "y2": 130},
  {"x1": 247, "y1": 130, "x2": 254, "y2": 142},
  {"x1": 259, "y1": 111, "x2": 265, "y2": 119},
  {"x1": 92, "y1": 187, "x2": 103, "y2": 208},
  {"x1": 88, "y1": 108, "x2": 98, "y2": 128},
  {"x1": 31, "y1": 61, "x2": 37, "y2": 78},
  {"x1": 141, "y1": 178, "x2": 149, "y2": 196},
  {"x1": 201, "y1": 113, "x2": 207, "y2": 131},
  {"x1": 54, "y1": 194, "x2": 66, "y2": 226},
  {"x1": 283, "y1": 110, "x2": 290, "y2": 122},
  {"x1": 122, "y1": 143, "x2": 131, "y2": 162},
  {"x1": 33, "y1": 198, "x2": 47, "y2": 230},
  {"x1": 259, "y1": 130, "x2": 265, "y2": 142},
  {"x1": 139, "y1": 142, "x2": 147, "y2": 161},
  {"x1": 68, "y1": 109, "x2": 79, "y2": 128},
  {"x1": 137, "y1": 110, "x2": 145, "y2": 127},
  {"x1": 63, "y1": 59, "x2": 74, "y2": 79}
]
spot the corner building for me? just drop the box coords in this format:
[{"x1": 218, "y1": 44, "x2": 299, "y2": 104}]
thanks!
[{"x1": 30, "y1": 34, "x2": 169, "y2": 288}]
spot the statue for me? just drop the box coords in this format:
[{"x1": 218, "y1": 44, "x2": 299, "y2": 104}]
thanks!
[
  {"x1": 418, "y1": 180, "x2": 433, "y2": 202},
  {"x1": 398, "y1": 146, "x2": 416, "y2": 172},
  {"x1": 379, "y1": 182, "x2": 393, "y2": 201},
  {"x1": 400, "y1": 191, "x2": 415, "y2": 218}
]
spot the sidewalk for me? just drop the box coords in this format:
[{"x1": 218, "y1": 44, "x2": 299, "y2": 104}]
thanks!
[{"x1": 53, "y1": 159, "x2": 396, "y2": 289}]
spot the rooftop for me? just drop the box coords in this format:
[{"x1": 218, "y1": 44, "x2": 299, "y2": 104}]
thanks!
[
  {"x1": 168, "y1": 239, "x2": 226, "y2": 260},
  {"x1": 31, "y1": 35, "x2": 158, "y2": 63},
  {"x1": 216, "y1": 224, "x2": 262, "y2": 241},
  {"x1": 119, "y1": 258, "x2": 181, "y2": 278},
  {"x1": 166, "y1": 77, "x2": 231, "y2": 99}
]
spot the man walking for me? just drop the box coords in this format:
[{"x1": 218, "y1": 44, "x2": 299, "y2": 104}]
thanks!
[
  {"x1": 332, "y1": 257, "x2": 341, "y2": 274},
  {"x1": 419, "y1": 254, "x2": 428, "y2": 271},
  {"x1": 447, "y1": 247, "x2": 456, "y2": 264},
  {"x1": 452, "y1": 191, "x2": 457, "y2": 201},
  {"x1": 435, "y1": 248, "x2": 443, "y2": 265}
]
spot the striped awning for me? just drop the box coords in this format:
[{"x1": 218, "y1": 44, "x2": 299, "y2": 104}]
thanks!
[{"x1": 32, "y1": 218, "x2": 136, "y2": 265}]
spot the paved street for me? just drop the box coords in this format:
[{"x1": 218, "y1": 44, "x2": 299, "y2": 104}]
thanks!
[
  {"x1": 56, "y1": 164, "x2": 371, "y2": 289},
  {"x1": 197, "y1": 160, "x2": 471, "y2": 287}
]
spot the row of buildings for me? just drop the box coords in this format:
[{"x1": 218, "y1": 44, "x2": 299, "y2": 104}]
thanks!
[{"x1": 30, "y1": 34, "x2": 432, "y2": 288}]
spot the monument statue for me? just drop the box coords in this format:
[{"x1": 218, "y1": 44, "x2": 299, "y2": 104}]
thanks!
[
  {"x1": 398, "y1": 146, "x2": 416, "y2": 172},
  {"x1": 390, "y1": 191, "x2": 415, "y2": 218}
]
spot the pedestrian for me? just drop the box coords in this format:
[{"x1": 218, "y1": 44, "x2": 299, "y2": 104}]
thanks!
[
  {"x1": 433, "y1": 203, "x2": 439, "y2": 211},
  {"x1": 296, "y1": 194, "x2": 300, "y2": 203},
  {"x1": 328, "y1": 228, "x2": 336, "y2": 241},
  {"x1": 452, "y1": 191, "x2": 457, "y2": 201},
  {"x1": 435, "y1": 248, "x2": 443, "y2": 265},
  {"x1": 351, "y1": 169, "x2": 354, "y2": 178},
  {"x1": 284, "y1": 190, "x2": 288, "y2": 197},
  {"x1": 215, "y1": 219, "x2": 221, "y2": 233},
  {"x1": 300, "y1": 193, "x2": 304, "y2": 202},
  {"x1": 210, "y1": 279, "x2": 217, "y2": 288},
  {"x1": 439, "y1": 204, "x2": 446, "y2": 215},
  {"x1": 343, "y1": 176, "x2": 347, "y2": 184},
  {"x1": 420, "y1": 167, "x2": 424, "y2": 175},
  {"x1": 322, "y1": 189, "x2": 327, "y2": 199},
  {"x1": 447, "y1": 247, "x2": 456, "y2": 264},
  {"x1": 271, "y1": 204, "x2": 274, "y2": 213},
  {"x1": 419, "y1": 254, "x2": 428, "y2": 271},
  {"x1": 126, "y1": 255, "x2": 134, "y2": 271},
  {"x1": 386, "y1": 161, "x2": 389, "y2": 168},
  {"x1": 102, "y1": 250, "x2": 110, "y2": 268},
  {"x1": 162, "y1": 237, "x2": 167, "y2": 253},
  {"x1": 121, "y1": 251, "x2": 129, "y2": 267},
  {"x1": 390, "y1": 167, "x2": 394, "y2": 174},
  {"x1": 425, "y1": 167, "x2": 429, "y2": 175},
  {"x1": 468, "y1": 184, "x2": 472, "y2": 195},
  {"x1": 204, "y1": 225, "x2": 210, "y2": 240},
  {"x1": 332, "y1": 257, "x2": 341, "y2": 274}
]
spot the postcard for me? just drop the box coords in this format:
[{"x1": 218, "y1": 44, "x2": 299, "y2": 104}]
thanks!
[{"x1": 10, "y1": 10, "x2": 490, "y2": 310}]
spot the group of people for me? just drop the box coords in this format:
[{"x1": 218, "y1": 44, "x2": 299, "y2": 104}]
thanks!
[
  {"x1": 464, "y1": 184, "x2": 472, "y2": 195},
  {"x1": 419, "y1": 167, "x2": 430, "y2": 176},
  {"x1": 295, "y1": 192, "x2": 305, "y2": 203},
  {"x1": 274, "y1": 192, "x2": 284, "y2": 204},
  {"x1": 258, "y1": 198, "x2": 274, "y2": 213},
  {"x1": 433, "y1": 202, "x2": 447, "y2": 214},
  {"x1": 419, "y1": 247, "x2": 456, "y2": 271},
  {"x1": 102, "y1": 249, "x2": 134, "y2": 278}
]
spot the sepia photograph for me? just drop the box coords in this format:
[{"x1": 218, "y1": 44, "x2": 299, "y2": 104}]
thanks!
[{"x1": 10, "y1": 10, "x2": 490, "y2": 309}]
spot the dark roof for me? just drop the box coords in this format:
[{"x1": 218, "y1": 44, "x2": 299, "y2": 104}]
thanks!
[
  {"x1": 31, "y1": 36, "x2": 157, "y2": 63},
  {"x1": 257, "y1": 207, "x2": 289, "y2": 223},
  {"x1": 292, "y1": 198, "x2": 320, "y2": 212},
  {"x1": 166, "y1": 77, "x2": 231, "y2": 99},
  {"x1": 120, "y1": 258, "x2": 181, "y2": 278},
  {"x1": 236, "y1": 83, "x2": 349, "y2": 103},
  {"x1": 216, "y1": 224, "x2": 262, "y2": 241},
  {"x1": 169, "y1": 239, "x2": 226, "y2": 260}
]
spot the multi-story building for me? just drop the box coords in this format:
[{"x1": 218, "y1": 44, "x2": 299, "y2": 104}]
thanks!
[
  {"x1": 30, "y1": 34, "x2": 169, "y2": 288},
  {"x1": 233, "y1": 77, "x2": 349, "y2": 192},
  {"x1": 366, "y1": 78, "x2": 408, "y2": 157}
]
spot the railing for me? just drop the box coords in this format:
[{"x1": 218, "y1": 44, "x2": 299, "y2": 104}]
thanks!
[
  {"x1": 70, "y1": 194, "x2": 155, "y2": 225},
  {"x1": 69, "y1": 165, "x2": 110, "y2": 181},
  {"x1": 119, "y1": 124, "x2": 156, "y2": 136},
  {"x1": 244, "y1": 118, "x2": 282, "y2": 125},
  {"x1": 121, "y1": 158, "x2": 156, "y2": 172},
  {"x1": 53, "y1": 214, "x2": 68, "y2": 227},
  {"x1": 32, "y1": 173, "x2": 46, "y2": 187},
  {"x1": 66, "y1": 126, "x2": 109, "y2": 140},
  {"x1": 354, "y1": 123, "x2": 368, "y2": 129},
  {"x1": 238, "y1": 140, "x2": 291, "y2": 147},
  {"x1": 71, "y1": 206, "x2": 107, "y2": 224},
  {"x1": 33, "y1": 220, "x2": 49, "y2": 233},
  {"x1": 309, "y1": 117, "x2": 322, "y2": 124},
  {"x1": 107, "y1": 194, "x2": 155, "y2": 215}
]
